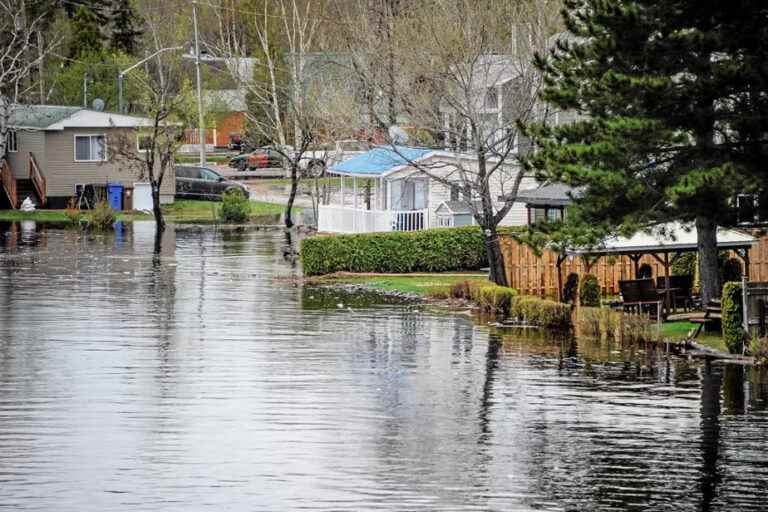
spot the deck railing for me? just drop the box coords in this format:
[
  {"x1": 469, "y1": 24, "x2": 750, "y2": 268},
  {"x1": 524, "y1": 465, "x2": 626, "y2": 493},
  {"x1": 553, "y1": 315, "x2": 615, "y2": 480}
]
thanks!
[
  {"x1": 318, "y1": 205, "x2": 429, "y2": 234},
  {"x1": 28, "y1": 153, "x2": 45, "y2": 206},
  {"x1": 1, "y1": 159, "x2": 17, "y2": 209}
]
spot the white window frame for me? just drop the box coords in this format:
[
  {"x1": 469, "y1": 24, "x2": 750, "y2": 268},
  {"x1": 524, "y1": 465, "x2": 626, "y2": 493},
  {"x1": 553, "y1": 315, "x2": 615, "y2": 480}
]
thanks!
[
  {"x1": 6, "y1": 130, "x2": 17, "y2": 152},
  {"x1": 136, "y1": 133, "x2": 152, "y2": 153},
  {"x1": 73, "y1": 134, "x2": 107, "y2": 162}
]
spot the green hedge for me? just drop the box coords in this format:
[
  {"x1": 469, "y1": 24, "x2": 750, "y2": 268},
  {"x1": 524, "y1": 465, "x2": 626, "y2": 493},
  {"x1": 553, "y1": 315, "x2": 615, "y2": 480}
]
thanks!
[
  {"x1": 300, "y1": 226, "x2": 488, "y2": 275},
  {"x1": 722, "y1": 281, "x2": 745, "y2": 354}
]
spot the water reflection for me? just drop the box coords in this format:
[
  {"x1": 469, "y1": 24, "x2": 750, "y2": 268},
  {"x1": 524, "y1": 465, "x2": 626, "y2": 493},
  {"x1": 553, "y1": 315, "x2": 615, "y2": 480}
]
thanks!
[{"x1": 0, "y1": 224, "x2": 766, "y2": 511}]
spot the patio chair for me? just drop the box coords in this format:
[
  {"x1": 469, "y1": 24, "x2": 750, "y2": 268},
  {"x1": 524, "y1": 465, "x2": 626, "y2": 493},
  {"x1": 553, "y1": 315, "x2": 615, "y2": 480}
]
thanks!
[
  {"x1": 656, "y1": 274, "x2": 694, "y2": 312},
  {"x1": 619, "y1": 279, "x2": 664, "y2": 320}
]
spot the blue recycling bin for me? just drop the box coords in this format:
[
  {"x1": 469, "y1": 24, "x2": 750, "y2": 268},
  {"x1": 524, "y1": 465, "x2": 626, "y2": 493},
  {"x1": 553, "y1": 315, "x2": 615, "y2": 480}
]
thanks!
[{"x1": 107, "y1": 183, "x2": 124, "y2": 211}]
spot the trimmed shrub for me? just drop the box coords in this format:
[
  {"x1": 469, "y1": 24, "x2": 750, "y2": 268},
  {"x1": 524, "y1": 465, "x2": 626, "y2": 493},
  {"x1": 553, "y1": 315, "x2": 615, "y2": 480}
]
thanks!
[
  {"x1": 449, "y1": 280, "x2": 516, "y2": 315},
  {"x1": 510, "y1": 296, "x2": 571, "y2": 329},
  {"x1": 722, "y1": 281, "x2": 746, "y2": 354},
  {"x1": 220, "y1": 188, "x2": 251, "y2": 223},
  {"x1": 89, "y1": 200, "x2": 116, "y2": 231},
  {"x1": 562, "y1": 272, "x2": 579, "y2": 303},
  {"x1": 300, "y1": 226, "x2": 487, "y2": 275},
  {"x1": 579, "y1": 274, "x2": 600, "y2": 307},
  {"x1": 579, "y1": 307, "x2": 653, "y2": 342}
]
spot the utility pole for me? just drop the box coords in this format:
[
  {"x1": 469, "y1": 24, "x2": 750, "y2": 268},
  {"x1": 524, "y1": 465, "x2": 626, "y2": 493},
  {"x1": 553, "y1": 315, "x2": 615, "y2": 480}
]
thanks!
[{"x1": 192, "y1": 1, "x2": 206, "y2": 167}]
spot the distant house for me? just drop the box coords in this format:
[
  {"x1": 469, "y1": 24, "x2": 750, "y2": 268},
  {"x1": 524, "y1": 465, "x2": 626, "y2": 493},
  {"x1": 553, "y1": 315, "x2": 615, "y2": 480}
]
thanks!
[
  {"x1": 516, "y1": 183, "x2": 581, "y2": 225},
  {"x1": 2, "y1": 105, "x2": 174, "y2": 209},
  {"x1": 183, "y1": 89, "x2": 248, "y2": 150},
  {"x1": 317, "y1": 145, "x2": 536, "y2": 233}
]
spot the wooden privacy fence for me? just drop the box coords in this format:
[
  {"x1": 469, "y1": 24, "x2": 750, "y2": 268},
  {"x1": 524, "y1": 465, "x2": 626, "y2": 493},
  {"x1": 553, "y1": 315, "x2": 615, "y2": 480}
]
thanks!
[{"x1": 499, "y1": 232, "x2": 768, "y2": 299}]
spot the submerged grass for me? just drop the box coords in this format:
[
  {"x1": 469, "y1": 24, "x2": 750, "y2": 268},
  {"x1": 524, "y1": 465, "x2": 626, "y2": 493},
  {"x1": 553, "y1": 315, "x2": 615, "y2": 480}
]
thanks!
[
  {"x1": 314, "y1": 273, "x2": 489, "y2": 297},
  {"x1": 0, "y1": 199, "x2": 289, "y2": 224}
]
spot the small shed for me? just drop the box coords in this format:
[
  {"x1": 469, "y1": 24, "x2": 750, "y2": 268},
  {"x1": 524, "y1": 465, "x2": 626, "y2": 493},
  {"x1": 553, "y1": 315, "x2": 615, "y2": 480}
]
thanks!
[{"x1": 435, "y1": 201, "x2": 477, "y2": 228}]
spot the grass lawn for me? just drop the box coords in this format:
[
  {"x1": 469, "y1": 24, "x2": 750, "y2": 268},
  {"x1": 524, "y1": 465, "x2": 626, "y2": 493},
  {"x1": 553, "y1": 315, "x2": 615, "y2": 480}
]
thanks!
[
  {"x1": 657, "y1": 320, "x2": 729, "y2": 353},
  {"x1": 0, "y1": 199, "x2": 289, "y2": 224},
  {"x1": 175, "y1": 154, "x2": 232, "y2": 164},
  {"x1": 315, "y1": 273, "x2": 489, "y2": 297}
]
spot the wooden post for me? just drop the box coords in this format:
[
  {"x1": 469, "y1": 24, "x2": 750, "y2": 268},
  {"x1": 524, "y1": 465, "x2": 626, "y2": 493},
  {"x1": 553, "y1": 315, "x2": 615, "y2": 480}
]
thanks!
[
  {"x1": 664, "y1": 252, "x2": 671, "y2": 313},
  {"x1": 340, "y1": 175, "x2": 345, "y2": 206}
]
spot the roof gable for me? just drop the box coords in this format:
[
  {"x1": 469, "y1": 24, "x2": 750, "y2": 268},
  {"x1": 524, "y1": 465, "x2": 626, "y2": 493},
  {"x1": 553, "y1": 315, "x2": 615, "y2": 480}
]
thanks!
[{"x1": 9, "y1": 105, "x2": 152, "y2": 130}]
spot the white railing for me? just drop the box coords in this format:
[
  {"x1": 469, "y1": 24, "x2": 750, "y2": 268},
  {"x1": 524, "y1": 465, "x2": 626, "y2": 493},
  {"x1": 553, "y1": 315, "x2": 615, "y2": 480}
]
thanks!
[{"x1": 318, "y1": 205, "x2": 429, "y2": 233}]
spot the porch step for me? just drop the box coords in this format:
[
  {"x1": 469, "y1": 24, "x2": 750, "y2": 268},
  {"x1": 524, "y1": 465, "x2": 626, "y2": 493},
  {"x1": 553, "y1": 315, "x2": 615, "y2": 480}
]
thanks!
[{"x1": 15, "y1": 179, "x2": 40, "y2": 207}]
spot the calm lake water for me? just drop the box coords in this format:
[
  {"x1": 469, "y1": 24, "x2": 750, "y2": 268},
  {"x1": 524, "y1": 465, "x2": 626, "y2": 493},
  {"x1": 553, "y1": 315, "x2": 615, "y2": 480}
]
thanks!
[{"x1": 0, "y1": 221, "x2": 767, "y2": 511}]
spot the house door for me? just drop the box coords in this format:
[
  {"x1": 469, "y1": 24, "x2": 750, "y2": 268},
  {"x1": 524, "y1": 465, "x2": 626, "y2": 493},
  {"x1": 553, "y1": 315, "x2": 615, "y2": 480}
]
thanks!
[{"x1": 391, "y1": 178, "x2": 428, "y2": 211}]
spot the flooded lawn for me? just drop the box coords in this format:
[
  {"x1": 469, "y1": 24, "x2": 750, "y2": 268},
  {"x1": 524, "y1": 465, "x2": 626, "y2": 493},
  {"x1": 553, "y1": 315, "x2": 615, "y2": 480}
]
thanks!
[{"x1": 0, "y1": 222, "x2": 766, "y2": 511}]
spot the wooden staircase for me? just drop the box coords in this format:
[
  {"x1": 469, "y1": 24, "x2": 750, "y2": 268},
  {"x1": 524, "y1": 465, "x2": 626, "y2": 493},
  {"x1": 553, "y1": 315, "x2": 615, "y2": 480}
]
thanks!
[{"x1": 0, "y1": 153, "x2": 45, "y2": 209}]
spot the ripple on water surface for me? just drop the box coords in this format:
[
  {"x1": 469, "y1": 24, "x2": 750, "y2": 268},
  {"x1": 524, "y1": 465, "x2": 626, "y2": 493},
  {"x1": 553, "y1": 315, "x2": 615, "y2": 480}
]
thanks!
[{"x1": 0, "y1": 223, "x2": 766, "y2": 511}]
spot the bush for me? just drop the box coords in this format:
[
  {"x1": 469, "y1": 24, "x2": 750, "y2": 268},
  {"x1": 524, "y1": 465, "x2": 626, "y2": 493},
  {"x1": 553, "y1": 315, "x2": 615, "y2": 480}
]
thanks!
[
  {"x1": 300, "y1": 226, "x2": 488, "y2": 275},
  {"x1": 579, "y1": 307, "x2": 653, "y2": 342},
  {"x1": 89, "y1": 200, "x2": 116, "y2": 231},
  {"x1": 64, "y1": 197, "x2": 82, "y2": 226},
  {"x1": 449, "y1": 280, "x2": 516, "y2": 315},
  {"x1": 562, "y1": 272, "x2": 579, "y2": 303},
  {"x1": 722, "y1": 281, "x2": 746, "y2": 354},
  {"x1": 579, "y1": 274, "x2": 600, "y2": 307},
  {"x1": 220, "y1": 188, "x2": 251, "y2": 223},
  {"x1": 510, "y1": 296, "x2": 571, "y2": 329}
]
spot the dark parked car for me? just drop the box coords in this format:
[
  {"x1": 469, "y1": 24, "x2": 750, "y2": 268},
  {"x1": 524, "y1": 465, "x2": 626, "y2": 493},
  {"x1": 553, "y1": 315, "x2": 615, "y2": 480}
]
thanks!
[
  {"x1": 175, "y1": 165, "x2": 250, "y2": 200},
  {"x1": 228, "y1": 147, "x2": 284, "y2": 171}
]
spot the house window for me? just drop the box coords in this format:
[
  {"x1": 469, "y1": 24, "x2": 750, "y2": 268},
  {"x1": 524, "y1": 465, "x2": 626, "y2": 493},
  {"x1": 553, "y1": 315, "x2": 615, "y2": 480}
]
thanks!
[
  {"x1": 437, "y1": 215, "x2": 454, "y2": 228},
  {"x1": 74, "y1": 134, "x2": 107, "y2": 162},
  {"x1": 484, "y1": 87, "x2": 498, "y2": 109},
  {"x1": 531, "y1": 206, "x2": 564, "y2": 224},
  {"x1": 137, "y1": 134, "x2": 152, "y2": 153},
  {"x1": 6, "y1": 130, "x2": 17, "y2": 152}
]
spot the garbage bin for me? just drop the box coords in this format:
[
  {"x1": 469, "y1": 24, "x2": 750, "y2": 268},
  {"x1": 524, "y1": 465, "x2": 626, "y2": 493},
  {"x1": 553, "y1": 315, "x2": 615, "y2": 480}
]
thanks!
[{"x1": 107, "y1": 183, "x2": 124, "y2": 210}]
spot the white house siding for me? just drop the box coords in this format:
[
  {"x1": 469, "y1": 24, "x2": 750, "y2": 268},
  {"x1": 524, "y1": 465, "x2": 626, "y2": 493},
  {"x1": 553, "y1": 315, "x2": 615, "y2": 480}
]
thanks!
[
  {"x1": 388, "y1": 154, "x2": 536, "y2": 229},
  {"x1": 7, "y1": 130, "x2": 45, "y2": 179},
  {"x1": 44, "y1": 127, "x2": 175, "y2": 202}
]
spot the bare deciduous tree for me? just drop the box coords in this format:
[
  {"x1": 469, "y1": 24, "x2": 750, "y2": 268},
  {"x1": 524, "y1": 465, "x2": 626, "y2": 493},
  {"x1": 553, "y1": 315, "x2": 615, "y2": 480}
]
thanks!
[
  {"x1": 110, "y1": 1, "x2": 194, "y2": 231},
  {"x1": 0, "y1": 0, "x2": 60, "y2": 161},
  {"x1": 212, "y1": 0, "x2": 325, "y2": 228},
  {"x1": 369, "y1": 0, "x2": 561, "y2": 285}
]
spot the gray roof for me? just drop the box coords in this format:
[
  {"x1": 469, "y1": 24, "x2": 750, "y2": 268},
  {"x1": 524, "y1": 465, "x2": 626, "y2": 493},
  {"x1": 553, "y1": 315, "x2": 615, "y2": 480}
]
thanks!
[
  {"x1": 9, "y1": 105, "x2": 81, "y2": 129},
  {"x1": 436, "y1": 200, "x2": 481, "y2": 215},
  {"x1": 517, "y1": 183, "x2": 579, "y2": 206}
]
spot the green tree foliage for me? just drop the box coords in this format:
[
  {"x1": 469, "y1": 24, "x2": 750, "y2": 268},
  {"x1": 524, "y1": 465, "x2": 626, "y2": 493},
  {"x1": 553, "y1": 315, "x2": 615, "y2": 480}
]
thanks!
[
  {"x1": 49, "y1": 51, "x2": 144, "y2": 111},
  {"x1": 68, "y1": 5, "x2": 105, "y2": 59},
  {"x1": 110, "y1": 0, "x2": 143, "y2": 55},
  {"x1": 523, "y1": 0, "x2": 768, "y2": 305}
]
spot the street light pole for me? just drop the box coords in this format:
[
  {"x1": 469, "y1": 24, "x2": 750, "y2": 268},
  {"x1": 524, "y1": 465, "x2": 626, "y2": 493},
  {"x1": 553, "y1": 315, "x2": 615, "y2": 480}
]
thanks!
[
  {"x1": 117, "y1": 46, "x2": 184, "y2": 114},
  {"x1": 192, "y1": 1, "x2": 206, "y2": 167}
]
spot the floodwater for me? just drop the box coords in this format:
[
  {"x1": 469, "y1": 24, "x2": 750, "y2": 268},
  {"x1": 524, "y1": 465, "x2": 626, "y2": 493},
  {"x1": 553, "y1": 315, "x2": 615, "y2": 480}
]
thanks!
[{"x1": 0, "y1": 221, "x2": 766, "y2": 511}]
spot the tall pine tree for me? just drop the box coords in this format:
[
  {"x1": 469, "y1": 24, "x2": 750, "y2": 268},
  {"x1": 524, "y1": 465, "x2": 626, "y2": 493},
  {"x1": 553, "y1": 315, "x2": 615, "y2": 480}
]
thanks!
[
  {"x1": 68, "y1": 5, "x2": 105, "y2": 59},
  {"x1": 523, "y1": 0, "x2": 768, "y2": 304},
  {"x1": 110, "y1": 0, "x2": 142, "y2": 55}
]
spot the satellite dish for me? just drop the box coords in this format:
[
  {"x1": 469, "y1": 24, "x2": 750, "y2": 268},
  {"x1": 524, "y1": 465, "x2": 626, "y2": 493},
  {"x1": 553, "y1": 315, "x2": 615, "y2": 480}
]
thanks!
[
  {"x1": 388, "y1": 125, "x2": 409, "y2": 144},
  {"x1": 92, "y1": 98, "x2": 105, "y2": 112}
]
